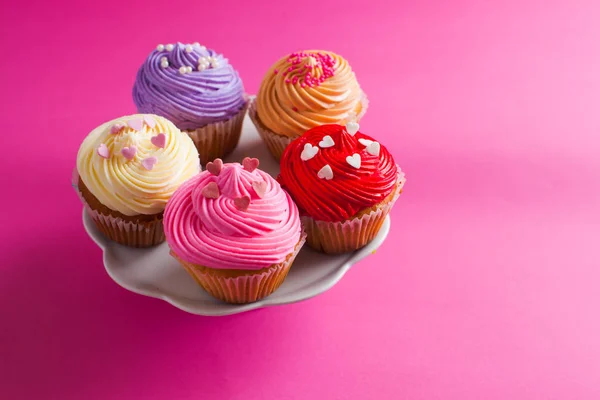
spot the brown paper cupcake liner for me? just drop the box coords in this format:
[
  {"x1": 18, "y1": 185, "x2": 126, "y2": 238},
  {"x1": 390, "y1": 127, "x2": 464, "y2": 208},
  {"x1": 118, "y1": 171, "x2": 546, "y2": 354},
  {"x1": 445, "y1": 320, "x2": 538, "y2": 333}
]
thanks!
[
  {"x1": 172, "y1": 232, "x2": 307, "y2": 304},
  {"x1": 249, "y1": 93, "x2": 369, "y2": 161},
  {"x1": 185, "y1": 97, "x2": 249, "y2": 164},
  {"x1": 73, "y1": 169, "x2": 165, "y2": 247},
  {"x1": 302, "y1": 173, "x2": 404, "y2": 254}
]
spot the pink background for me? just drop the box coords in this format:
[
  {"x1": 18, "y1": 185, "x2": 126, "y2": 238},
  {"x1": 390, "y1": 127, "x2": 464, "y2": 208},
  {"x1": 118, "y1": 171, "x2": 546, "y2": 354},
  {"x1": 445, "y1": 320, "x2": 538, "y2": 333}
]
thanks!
[{"x1": 2, "y1": 0, "x2": 600, "y2": 398}]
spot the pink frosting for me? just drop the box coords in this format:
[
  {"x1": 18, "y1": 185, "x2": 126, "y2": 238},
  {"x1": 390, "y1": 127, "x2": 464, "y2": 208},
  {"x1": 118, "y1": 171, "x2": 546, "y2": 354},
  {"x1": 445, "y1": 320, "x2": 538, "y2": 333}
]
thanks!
[{"x1": 164, "y1": 162, "x2": 302, "y2": 270}]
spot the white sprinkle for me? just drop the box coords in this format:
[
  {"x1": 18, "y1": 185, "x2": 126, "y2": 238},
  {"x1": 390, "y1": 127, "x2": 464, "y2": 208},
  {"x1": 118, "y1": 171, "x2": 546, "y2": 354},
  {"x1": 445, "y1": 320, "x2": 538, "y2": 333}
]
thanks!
[
  {"x1": 185, "y1": 45, "x2": 193, "y2": 53},
  {"x1": 160, "y1": 56, "x2": 167, "y2": 62},
  {"x1": 156, "y1": 44, "x2": 165, "y2": 51},
  {"x1": 317, "y1": 165, "x2": 334, "y2": 180},
  {"x1": 197, "y1": 64, "x2": 206, "y2": 71},
  {"x1": 193, "y1": 42, "x2": 200, "y2": 47},
  {"x1": 179, "y1": 66, "x2": 187, "y2": 74},
  {"x1": 185, "y1": 66, "x2": 192, "y2": 73},
  {"x1": 161, "y1": 60, "x2": 169, "y2": 68},
  {"x1": 166, "y1": 44, "x2": 174, "y2": 51}
]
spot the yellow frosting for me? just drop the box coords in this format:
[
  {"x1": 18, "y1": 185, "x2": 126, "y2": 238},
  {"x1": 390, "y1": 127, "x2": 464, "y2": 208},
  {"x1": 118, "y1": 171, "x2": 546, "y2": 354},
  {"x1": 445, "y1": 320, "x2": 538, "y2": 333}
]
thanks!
[
  {"x1": 255, "y1": 50, "x2": 365, "y2": 138},
  {"x1": 77, "y1": 114, "x2": 200, "y2": 216}
]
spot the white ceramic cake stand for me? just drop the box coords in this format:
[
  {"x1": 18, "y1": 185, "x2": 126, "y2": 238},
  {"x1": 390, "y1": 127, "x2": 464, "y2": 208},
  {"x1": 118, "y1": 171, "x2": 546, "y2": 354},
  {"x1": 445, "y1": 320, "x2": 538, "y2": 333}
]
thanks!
[{"x1": 82, "y1": 114, "x2": 391, "y2": 316}]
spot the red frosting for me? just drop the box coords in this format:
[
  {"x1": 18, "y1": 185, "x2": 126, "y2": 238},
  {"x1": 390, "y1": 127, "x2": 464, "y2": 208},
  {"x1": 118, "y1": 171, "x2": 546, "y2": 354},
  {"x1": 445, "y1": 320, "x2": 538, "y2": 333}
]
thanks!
[{"x1": 278, "y1": 124, "x2": 398, "y2": 222}]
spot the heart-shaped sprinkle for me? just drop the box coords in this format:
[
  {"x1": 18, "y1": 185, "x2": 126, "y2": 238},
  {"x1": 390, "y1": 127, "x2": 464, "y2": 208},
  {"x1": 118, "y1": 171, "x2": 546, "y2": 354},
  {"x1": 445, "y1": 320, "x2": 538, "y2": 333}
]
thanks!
[
  {"x1": 317, "y1": 164, "x2": 334, "y2": 180},
  {"x1": 97, "y1": 143, "x2": 109, "y2": 159},
  {"x1": 346, "y1": 153, "x2": 361, "y2": 169},
  {"x1": 127, "y1": 118, "x2": 144, "y2": 131},
  {"x1": 110, "y1": 123, "x2": 125, "y2": 134},
  {"x1": 201, "y1": 182, "x2": 220, "y2": 199},
  {"x1": 142, "y1": 156, "x2": 157, "y2": 170},
  {"x1": 252, "y1": 180, "x2": 267, "y2": 198},
  {"x1": 143, "y1": 115, "x2": 157, "y2": 128},
  {"x1": 358, "y1": 138, "x2": 373, "y2": 147},
  {"x1": 319, "y1": 135, "x2": 335, "y2": 148},
  {"x1": 234, "y1": 195, "x2": 251, "y2": 211},
  {"x1": 151, "y1": 133, "x2": 166, "y2": 148},
  {"x1": 346, "y1": 121, "x2": 360, "y2": 135},
  {"x1": 121, "y1": 146, "x2": 137, "y2": 160},
  {"x1": 300, "y1": 143, "x2": 319, "y2": 161},
  {"x1": 206, "y1": 158, "x2": 223, "y2": 176},
  {"x1": 366, "y1": 142, "x2": 381, "y2": 157},
  {"x1": 242, "y1": 157, "x2": 259, "y2": 172}
]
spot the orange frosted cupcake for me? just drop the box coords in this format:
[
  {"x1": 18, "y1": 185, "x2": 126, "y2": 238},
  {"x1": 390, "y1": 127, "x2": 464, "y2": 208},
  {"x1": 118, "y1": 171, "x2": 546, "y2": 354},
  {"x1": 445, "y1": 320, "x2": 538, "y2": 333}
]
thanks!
[
  {"x1": 250, "y1": 50, "x2": 367, "y2": 160},
  {"x1": 278, "y1": 121, "x2": 405, "y2": 254}
]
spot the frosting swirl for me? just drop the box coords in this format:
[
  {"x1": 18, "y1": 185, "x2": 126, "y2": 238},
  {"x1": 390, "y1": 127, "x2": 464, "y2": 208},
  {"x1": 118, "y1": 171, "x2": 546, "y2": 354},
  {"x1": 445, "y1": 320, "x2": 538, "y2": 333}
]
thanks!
[
  {"x1": 164, "y1": 161, "x2": 302, "y2": 270},
  {"x1": 77, "y1": 114, "x2": 200, "y2": 216},
  {"x1": 278, "y1": 124, "x2": 402, "y2": 222},
  {"x1": 255, "y1": 50, "x2": 366, "y2": 138},
  {"x1": 133, "y1": 43, "x2": 246, "y2": 130}
]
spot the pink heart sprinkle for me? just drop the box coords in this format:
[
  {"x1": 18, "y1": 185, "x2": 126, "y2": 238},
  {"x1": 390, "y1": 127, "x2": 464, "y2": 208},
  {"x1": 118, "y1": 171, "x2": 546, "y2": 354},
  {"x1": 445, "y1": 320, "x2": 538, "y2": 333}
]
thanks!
[
  {"x1": 127, "y1": 118, "x2": 143, "y2": 131},
  {"x1": 206, "y1": 158, "x2": 223, "y2": 176},
  {"x1": 252, "y1": 180, "x2": 267, "y2": 199},
  {"x1": 121, "y1": 146, "x2": 137, "y2": 160},
  {"x1": 242, "y1": 157, "x2": 259, "y2": 172},
  {"x1": 110, "y1": 123, "x2": 124, "y2": 134},
  {"x1": 143, "y1": 115, "x2": 157, "y2": 128},
  {"x1": 151, "y1": 133, "x2": 166, "y2": 148},
  {"x1": 97, "y1": 143, "x2": 109, "y2": 159},
  {"x1": 142, "y1": 157, "x2": 157, "y2": 170},
  {"x1": 201, "y1": 182, "x2": 220, "y2": 199},
  {"x1": 233, "y1": 195, "x2": 250, "y2": 211}
]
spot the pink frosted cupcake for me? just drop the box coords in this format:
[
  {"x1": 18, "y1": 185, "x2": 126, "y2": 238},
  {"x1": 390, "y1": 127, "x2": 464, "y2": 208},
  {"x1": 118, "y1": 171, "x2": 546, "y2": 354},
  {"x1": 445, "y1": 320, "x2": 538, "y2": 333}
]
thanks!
[{"x1": 164, "y1": 157, "x2": 305, "y2": 304}]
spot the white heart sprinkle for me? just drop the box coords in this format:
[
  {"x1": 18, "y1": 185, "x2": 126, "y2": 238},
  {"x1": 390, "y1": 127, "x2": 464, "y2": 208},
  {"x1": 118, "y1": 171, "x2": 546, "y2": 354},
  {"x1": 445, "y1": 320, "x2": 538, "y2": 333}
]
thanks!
[
  {"x1": 366, "y1": 142, "x2": 381, "y2": 157},
  {"x1": 346, "y1": 153, "x2": 361, "y2": 169},
  {"x1": 346, "y1": 121, "x2": 360, "y2": 135},
  {"x1": 319, "y1": 135, "x2": 335, "y2": 148},
  {"x1": 301, "y1": 143, "x2": 319, "y2": 161},
  {"x1": 358, "y1": 138, "x2": 373, "y2": 147},
  {"x1": 317, "y1": 164, "x2": 334, "y2": 180}
]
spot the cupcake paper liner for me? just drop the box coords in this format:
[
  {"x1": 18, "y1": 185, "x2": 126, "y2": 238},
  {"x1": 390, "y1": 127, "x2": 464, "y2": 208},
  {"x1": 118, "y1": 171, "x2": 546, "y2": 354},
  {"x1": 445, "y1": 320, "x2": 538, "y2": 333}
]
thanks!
[
  {"x1": 185, "y1": 97, "x2": 249, "y2": 164},
  {"x1": 301, "y1": 173, "x2": 404, "y2": 254},
  {"x1": 173, "y1": 232, "x2": 307, "y2": 304},
  {"x1": 248, "y1": 93, "x2": 369, "y2": 161},
  {"x1": 73, "y1": 169, "x2": 165, "y2": 247}
]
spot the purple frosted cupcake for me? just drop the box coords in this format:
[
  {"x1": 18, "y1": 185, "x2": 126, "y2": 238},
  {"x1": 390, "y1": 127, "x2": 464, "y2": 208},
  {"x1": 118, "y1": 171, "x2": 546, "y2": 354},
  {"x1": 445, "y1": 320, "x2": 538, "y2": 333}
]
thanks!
[{"x1": 133, "y1": 42, "x2": 248, "y2": 163}]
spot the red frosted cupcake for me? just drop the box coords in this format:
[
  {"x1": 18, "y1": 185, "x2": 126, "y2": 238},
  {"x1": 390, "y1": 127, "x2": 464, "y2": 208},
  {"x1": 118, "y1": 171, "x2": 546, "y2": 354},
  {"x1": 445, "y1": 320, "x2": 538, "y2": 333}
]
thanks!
[{"x1": 278, "y1": 121, "x2": 405, "y2": 253}]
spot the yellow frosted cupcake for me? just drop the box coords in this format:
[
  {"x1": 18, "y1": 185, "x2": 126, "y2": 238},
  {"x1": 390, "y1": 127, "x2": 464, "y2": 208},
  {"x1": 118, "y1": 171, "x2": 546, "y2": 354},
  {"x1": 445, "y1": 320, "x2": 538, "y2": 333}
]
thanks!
[
  {"x1": 75, "y1": 114, "x2": 200, "y2": 247},
  {"x1": 250, "y1": 50, "x2": 367, "y2": 160}
]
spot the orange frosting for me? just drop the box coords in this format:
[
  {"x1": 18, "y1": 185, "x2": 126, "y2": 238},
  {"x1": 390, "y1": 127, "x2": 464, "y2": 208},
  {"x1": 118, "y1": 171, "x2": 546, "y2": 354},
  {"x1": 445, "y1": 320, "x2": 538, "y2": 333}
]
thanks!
[{"x1": 255, "y1": 51, "x2": 366, "y2": 138}]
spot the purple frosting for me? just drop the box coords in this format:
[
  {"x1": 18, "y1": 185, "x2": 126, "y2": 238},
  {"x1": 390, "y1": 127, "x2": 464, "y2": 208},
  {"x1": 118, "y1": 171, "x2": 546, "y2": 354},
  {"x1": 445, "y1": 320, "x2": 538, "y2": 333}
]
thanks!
[{"x1": 132, "y1": 43, "x2": 246, "y2": 130}]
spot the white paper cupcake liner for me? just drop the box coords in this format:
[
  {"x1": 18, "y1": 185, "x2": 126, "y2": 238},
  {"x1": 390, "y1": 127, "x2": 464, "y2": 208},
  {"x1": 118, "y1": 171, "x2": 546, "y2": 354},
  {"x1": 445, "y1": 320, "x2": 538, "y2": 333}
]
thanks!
[
  {"x1": 173, "y1": 232, "x2": 307, "y2": 304},
  {"x1": 301, "y1": 172, "x2": 404, "y2": 254},
  {"x1": 185, "y1": 97, "x2": 249, "y2": 164},
  {"x1": 73, "y1": 169, "x2": 164, "y2": 247}
]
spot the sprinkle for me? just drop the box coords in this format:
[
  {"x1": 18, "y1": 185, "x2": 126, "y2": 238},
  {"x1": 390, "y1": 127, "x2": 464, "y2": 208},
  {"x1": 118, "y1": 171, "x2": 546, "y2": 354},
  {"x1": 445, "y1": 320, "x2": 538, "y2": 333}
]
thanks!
[
  {"x1": 110, "y1": 123, "x2": 124, "y2": 134},
  {"x1": 317, "y1": 164, "x2": 334, "y2": 180},
  {"x1": 179, "y1": 66, "x2": 187, "y2": 74},
  {"x1": 166, "y1": 44, "x2": 174, "y2": 51},
  {"x1": 160, "y1": 56, "x2": 167, "y2": 62},
  {"x1": 185, "y1": 66, "x2": 192, "y2": 73},
  {"x1": 292, "y1": 106, "x2": 298, "y2": 112},
  {"x1": 97, "y1": 143, "x2": 109, "y2": 159},
  {"x1": 142, "y1": 157, "x2": 157, "y2": 170},
  {"x1": 193, "y1": 42, "x2": 200, "y2": 47},
  {"x1": 161, "y1": 60, "x2": 169, "y2": 68},
  {"x1": 185, "y1": 45, "x2": 193, "y2": 53},
  {"x1": 285, "y1": 79, "x2": 290, "y2": 84},
  {"x1": 274, "y1": 69, "x2": 278, "y2": 74},
  {"x1": 156, "y1": 44, "x2": 165, "y2": 51}
]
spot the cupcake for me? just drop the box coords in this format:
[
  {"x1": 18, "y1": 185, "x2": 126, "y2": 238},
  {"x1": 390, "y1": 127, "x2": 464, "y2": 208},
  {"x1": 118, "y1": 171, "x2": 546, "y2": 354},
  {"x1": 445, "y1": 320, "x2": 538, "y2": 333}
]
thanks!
[
  {"x1": 278, "y1": 121, "x2": 405, "y2": 254},
  {"x1": 133, "y1": 42, "x2": 248, "y2": 163},
  {"x1": 250, "y1": 50, "x2": 367, "y2": 160},
  {"x1": 164, "y1": 157, "x2": 305, "y2": 304},
  {"x1": 75, "y1": 114, "x2": 200, "y2": 247}
]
